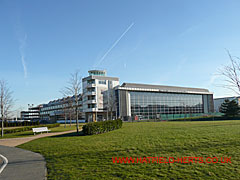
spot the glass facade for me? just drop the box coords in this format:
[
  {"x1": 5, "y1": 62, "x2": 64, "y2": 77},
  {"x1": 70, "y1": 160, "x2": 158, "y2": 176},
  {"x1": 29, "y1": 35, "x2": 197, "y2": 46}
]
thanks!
[
  {"x1": 130, "y1": 91, "x2": 203, "y2": 120},
  {"x1": 88, "y1": 70, "x2": 106, "y2": 76}
]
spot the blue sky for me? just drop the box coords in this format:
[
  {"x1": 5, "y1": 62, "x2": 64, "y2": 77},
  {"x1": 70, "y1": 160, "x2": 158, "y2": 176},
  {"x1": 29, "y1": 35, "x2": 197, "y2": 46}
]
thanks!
[{"x1": 1, "y1": 0, "x2": 240, "y2": 111}]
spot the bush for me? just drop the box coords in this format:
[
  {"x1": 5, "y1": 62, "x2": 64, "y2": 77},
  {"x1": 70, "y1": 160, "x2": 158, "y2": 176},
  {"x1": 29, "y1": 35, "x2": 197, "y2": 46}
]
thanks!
[
  {"x1": 0, "y1": 121, "x2": 41, "y2": 128},
  {"x1": 82, "y1": 119, "x2": 122, "y2": 135},
  {"x1": 3, "y1": 123, "x2": 60, "y2": 134}
]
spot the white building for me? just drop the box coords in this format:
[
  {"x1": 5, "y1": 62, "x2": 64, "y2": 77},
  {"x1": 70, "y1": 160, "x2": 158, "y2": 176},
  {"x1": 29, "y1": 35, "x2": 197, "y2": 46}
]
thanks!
[{"x1": 82, "y1": 70, "x2": 119, "y2": 122}]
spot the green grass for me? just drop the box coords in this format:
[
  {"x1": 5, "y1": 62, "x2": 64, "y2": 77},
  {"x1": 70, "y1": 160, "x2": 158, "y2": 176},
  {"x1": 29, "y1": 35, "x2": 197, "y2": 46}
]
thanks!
[
  {"x1": 1, "y1": 124, "x2": 80, "y2": 139},
  {"x1": 19, "y1": 120, "x2": 240, "y2": 179}
]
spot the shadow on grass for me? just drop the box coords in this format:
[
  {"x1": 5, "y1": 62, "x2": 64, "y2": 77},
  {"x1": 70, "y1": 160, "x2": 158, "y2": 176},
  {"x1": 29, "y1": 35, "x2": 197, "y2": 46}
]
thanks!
[{"x1": 50, "y1": 131, "x2": 85, "y2": 138}]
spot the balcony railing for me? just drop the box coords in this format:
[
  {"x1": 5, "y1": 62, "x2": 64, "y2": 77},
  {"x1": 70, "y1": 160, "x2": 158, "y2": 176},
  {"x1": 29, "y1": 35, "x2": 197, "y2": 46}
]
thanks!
[
  {"x1": 87, "y1": 83, "x2": 96, "y2": 88},
  {"x1": 85, "y1": 91, "x2": 96, "y2": 96},
  {"x1": 84, "y1": 108, "x2": 97, "y2": 112},
  {"x1": 87, "y1": 99, "x2": 96, "y2": 104}
]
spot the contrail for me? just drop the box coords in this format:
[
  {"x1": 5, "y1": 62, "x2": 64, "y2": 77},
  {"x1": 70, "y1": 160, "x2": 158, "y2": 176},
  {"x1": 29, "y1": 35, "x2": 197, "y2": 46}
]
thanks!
[
  {"x1": 21, "y1": 55, "x2": 27, "y2": 79},
  {"x1": 95, "y1": 22, "x2": 134, "y2": 68},
  {"x1": 19, "y1": 34, "x2": 27, "y2": 79}
]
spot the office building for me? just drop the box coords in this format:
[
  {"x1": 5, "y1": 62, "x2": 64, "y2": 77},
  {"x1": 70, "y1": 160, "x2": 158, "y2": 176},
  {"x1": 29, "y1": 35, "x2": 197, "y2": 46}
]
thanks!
[
  {"x1": 23, "y1": 70, "x2": 214, "y2": 122},
  {"x1": 116, "y1": 83, "x2": 214, "y2": 121},
  {"x1": 21, "y1": 104, "x2": 42, "y2": 121},
  {"x1": 40, "y1": 95, "x2": 83, "y2": 122}
]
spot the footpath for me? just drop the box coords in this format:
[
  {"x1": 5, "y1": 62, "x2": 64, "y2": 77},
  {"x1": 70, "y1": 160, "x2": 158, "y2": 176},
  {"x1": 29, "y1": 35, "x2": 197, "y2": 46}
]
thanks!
[
  {"x1": 0, "y1": 130, "x2": 76, "y2": 180},
  {"x1": 0, "y1": 130, "x2": 76, "y2": 147}
]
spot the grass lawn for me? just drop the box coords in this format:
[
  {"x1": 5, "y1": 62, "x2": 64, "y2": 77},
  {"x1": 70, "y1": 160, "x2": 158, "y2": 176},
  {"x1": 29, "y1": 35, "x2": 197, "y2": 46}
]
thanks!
[
  {"x1": 19, "y1": 120, "x2": 240, "y2": 179},
  {"x1": 1, "y1": 124, "x2": 81, "y2": 139}
]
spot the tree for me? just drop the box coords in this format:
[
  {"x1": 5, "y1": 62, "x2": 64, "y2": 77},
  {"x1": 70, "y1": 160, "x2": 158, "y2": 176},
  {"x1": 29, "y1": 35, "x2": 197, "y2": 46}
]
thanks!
[
  {"x1": 0, "y1": 80, "x2": 14, "y2": 137},
  {"x1": 63, "y1": 71, "x2": 82, "y2": 134},
  {"x1": 219, "y1": 50, "x2": 240, "y2": 94},
  {"x1": 107, "y1": 88, "x2": 117, "y2": 120},
  {"x1": 68, "y1": 100, "x2": 73, "y2": 127},
  {"x1": 61, "y1": 97, "x2": 68, "y2": 128},
  {"x1": 103, "y1": 88, "x2": 117, "y2": 121},
  {"x1": 219, "y1": 99, "x2": 240, "y2": 117},
  {"x1": 59, "y1": 94, "x2": 74, "y2": 128}
]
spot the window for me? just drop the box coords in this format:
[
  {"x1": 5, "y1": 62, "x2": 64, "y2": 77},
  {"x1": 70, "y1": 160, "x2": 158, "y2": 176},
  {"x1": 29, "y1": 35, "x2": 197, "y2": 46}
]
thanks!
[
  {"x1": 88, "y1": 104, "x2": 96, "y2": 108},
  {"x1": 87, "y1": 87, "x2": 95, "y2": 92},
  {"x1": 87, "y1": 80, "x2": 95, "y2": 84},
  {"x1": 129, "y1": 91, "x2": 203, "y2": 120},
  {"x1": 99, "y1": 80, "x2": 106, "y2": 84}
]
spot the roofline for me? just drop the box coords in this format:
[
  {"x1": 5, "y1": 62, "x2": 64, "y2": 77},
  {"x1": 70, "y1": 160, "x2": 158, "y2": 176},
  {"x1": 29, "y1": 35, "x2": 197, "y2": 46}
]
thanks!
[
  {"x1": 82, "y1": 75, "x2": 119, "y2": 81},
  {"x1": 116, "y1": 83, "x2": 213, "y2": 95},
  {"x1": 122, "y1": 82, "x2": 208, "y2": 90},
  {"x1": 213, "y1": 96, "x2": 240, "y2": 100},
  {"x1": 88, "y1": 69, "x2": 106, "y2": 73},
  {"x1": 117, "y1": 86, "x2": 213, "y2": 95}
]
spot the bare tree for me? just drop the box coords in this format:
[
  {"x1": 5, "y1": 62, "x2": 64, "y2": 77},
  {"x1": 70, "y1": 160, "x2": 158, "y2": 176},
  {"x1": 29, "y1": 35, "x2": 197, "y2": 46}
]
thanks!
[
  {"x1": 67, "y1": 97, "x2": 74, "y2": 127},
  {"x1": 68, "y1": 100, "x2": 73, "y2": 127},
  {"x1": 63, "y1": 71, "x2": 82, "y2": 134},
  {"x1": 60, "y1": 97, "x2": 68, "y2": 128},
  {"x1": 107, "y1": 88, "x2": 117, "y2": 120},
  {"x1": 0, "y1": 80, "x2": 14, "y2": 137},
  {"x1": 219, "y1": 50, "x2": 240, "y2": 94},
  {"x1": 61, "y1": 96, "x2": 74, "y2": 128},
  {"x1": 15, "y1": 106, "x2": 24, "y2": 120}
]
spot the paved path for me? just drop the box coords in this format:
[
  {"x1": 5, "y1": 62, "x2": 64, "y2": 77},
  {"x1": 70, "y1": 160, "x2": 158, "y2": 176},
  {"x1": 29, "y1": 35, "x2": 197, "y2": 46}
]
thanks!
[
  {"x1": 0, "y1": 145, "x2": 46, "y2": 180},
  {"x1": 0, "y1": 130, "x2": 77, "y2": 180},
  {"x1": 0, "y1": 130, "x2": 76, "y2": 147}
]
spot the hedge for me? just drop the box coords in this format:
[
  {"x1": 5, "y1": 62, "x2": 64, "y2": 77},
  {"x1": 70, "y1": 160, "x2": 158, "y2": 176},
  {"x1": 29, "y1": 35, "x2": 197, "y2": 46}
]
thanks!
[
  {"x1": 3, "y1": 123, "x2": 60, "y2": 134},
  {"x1": 0, "y1": 121, "x2": 40, "y2": 128},
  {"x1": 82, "y1": 119, "x2": 122, "y2": 135}
]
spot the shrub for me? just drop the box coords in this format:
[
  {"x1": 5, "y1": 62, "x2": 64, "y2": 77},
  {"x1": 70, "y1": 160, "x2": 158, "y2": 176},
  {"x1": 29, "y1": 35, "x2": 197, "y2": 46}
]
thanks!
[
  {"x1": 82, "y1": 119, "x2": 122, "y2": 135},
  {"x1": 0, "y1": 121, "x2": 42, "y2": 128},
  {"x1": 3, "y1": 123, "x2": 60, "y2": 134}
]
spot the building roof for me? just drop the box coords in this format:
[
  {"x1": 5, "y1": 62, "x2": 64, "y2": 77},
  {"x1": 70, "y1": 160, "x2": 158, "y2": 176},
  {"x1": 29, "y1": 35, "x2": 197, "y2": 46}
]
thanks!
[
  {"x1": 44, "y1": 94, "x2": 82, "y2": 107},
  {"x1": 82, "y1": 75, "x2": 119, "y2": 81},
  {"x1": 214, "y1": 96, "x2": 240, "y2": 100},
  {"x1": 119, "y1": 83, "x2": 212, "y2": 94}
]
